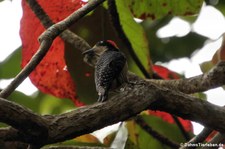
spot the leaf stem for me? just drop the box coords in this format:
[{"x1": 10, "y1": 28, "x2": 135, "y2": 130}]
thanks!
[{"x1": 135, "y1": 116, "x2": 180, "y2": 148}]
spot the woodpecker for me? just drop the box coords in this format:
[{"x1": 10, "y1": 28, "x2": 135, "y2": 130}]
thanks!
[{"x1": 82, "y1": 40, "x2": 128, "y2": 102}]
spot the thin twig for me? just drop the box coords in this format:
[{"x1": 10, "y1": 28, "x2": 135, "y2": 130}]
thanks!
[
  {"x1": 205, "y1": 133, "x2": 225, "y2": 149},
  {"x1": 172, "y1": 115, "x2": 191, "y2": 141},
  {"x1": 26, "y1": 0, "x2": 54, "y2": 27},
  {"x1": 135, "y1": 116, "x2": 180, "y2": 148},
  {"x1": 179, "y1": 128, "x2": 213, "y2": 149},
  {"x1": 0, "y1": 0, "x2": 105, "y2": 98},
  {"x1": 107, "y1": 0, "x2": 151, "y2": 78},
  {"x1": 39, "y1": 0, "x2": 106, "y2": 44},
  {"x1": 191, "y1": 128, "x2": 213, "y2": 144},
  {"x1": 0, "y1": 40, "x2": 52, "y2": 98},
  {"x1": 26, "y1": 0, "x2": 91, "y2": 52}
]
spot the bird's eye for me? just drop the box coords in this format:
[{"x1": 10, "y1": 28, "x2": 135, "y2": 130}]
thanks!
[{"x1": 96, "y1": 41, "x2": 105, "y2": 46}]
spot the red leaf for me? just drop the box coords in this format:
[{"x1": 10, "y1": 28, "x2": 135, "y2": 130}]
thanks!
[
  {"x1": 153, "y1": 65, "x2": 180, "y2": 80},
  {"x1": 151, "y1": 65, "x2": 193, "y2": 133},
  {"x1": 148, "y1": 110, "x2": 193, "y2": 132},
  {"x1": 20, "y1": 0, "x2": 86, "y2": 106}
]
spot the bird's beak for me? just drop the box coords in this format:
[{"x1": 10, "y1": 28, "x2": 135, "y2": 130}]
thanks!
[{"x1": 82, "y1": 48, "x2": 94, "y2": 55}]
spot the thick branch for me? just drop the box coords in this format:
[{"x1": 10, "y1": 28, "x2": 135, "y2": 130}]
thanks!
[
  {"x1": 147, "y1": 61, "x2": 225, "y2": 94},
  {"x1": 49, "y1": 80, "x2": 225, "y2": 143},
  {"x1": 0, "y1": 127, "x2": 20, "y2": 141},
  {"x1": 0, "y1": 98, "x2": 48, "y2": 144},
  {"x1": 2, "y1": 75, "x2": 225, "y2": 146}
]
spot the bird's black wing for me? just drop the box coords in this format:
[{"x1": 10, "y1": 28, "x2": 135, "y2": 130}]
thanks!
[{"x1": 95, "y1": 51, "x2": 126, "y2": 101}]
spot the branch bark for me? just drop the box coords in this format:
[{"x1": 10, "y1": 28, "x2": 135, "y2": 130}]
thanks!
[
  {"x1": 1, "y1": 65, "x2": 225, "y2": 147},
  {"x1": 26, "y1": 0, "x2": 91, "y2": 52},
  {"x1": 0, "y1": 98, "x2": 48, "y2": 144},
  {"x1": 0, "y1": 0, "x2": 104, "y2": 98},
  {"x1": 147, "y1": 61, "x2": 225, "y2": 94}
]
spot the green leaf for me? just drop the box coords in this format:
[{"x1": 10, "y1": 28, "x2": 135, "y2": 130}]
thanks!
[
  {"x1": 43, "y1": 135, "x2": 105, "y2": 148},
  {"x1": 39, "y1": 93, "x2": 75, "y2": 115},
  {"x1": 200, "y1": 60, "x2": 214, "y2": 73},
  {"x1": 126, "y1": 115, "x2": 193, "y2": 149},
  {"x1": 115, "y1": 0, "x2": 151, "y2": 76},
  {"x1": 128, "y1": 0, "x2": 203, "y2": 20},
  {"x1": 125, "y1": 138, "x2": 139, "y2": 149},
  {"x1": 0, "y1": 46, "x2": 21, "y2": 79},
  {"x1": 8, "y1": 90, "x2": 40, "y2": 113},
  {"x1": 7, "y1": 89, "x2": 75, "y2": 115}
]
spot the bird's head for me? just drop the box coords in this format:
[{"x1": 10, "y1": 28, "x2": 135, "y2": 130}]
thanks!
[
  {"x1": 82, "y1": 40, "x2": 119, "y2": 57},
  {"x1": 82, "y1": 40, "x2": 119, "y2": 66}
]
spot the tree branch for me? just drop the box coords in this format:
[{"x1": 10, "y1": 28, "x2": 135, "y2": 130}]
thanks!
[
  {"x1": 180, "y1": 128, "x2": 213, "y2": 149},
  {"x1": 0, "y1": 127, "x2": 21, "y2": 141},
  {"x1": 1, "y1": 70, "x2": 225, "y2": 146},
  {"x1": 39, "y1": 0, "x2": 106, "y2": 46},
  {"x1": 26, "y1": 0, "x2": 91, "y2": 52},
  {"x1": 0, "y1": 98, "x2": 48, "y2": 144},
  {"x1": 0, "y1": 0, "x2": 105, "y2": 98},
  {"x1": 147, "y1": 61, "x2": 225, "y2": 94},
  {"x1": 0, "y1": 40, "x2": 52, "y2": 99},
  {"x1": 206, "y1": 133, "x2": 225, "y2": 149}
]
